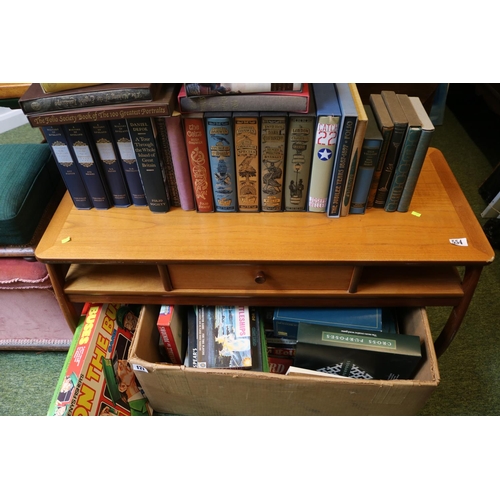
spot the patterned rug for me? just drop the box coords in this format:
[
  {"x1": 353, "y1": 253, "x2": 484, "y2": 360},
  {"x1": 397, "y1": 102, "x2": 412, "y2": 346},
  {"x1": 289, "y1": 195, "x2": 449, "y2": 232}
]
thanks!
[{"x1": 0, "y1": 258, "x2": 72, "y2": 350}]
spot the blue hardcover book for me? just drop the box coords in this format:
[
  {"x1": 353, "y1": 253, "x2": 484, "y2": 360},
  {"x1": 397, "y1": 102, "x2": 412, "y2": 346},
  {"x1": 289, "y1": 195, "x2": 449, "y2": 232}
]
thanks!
[
  {"x1": 205, "y1": 112, "x2": 237, "y2": 212},
  {"x1": 41, "y1": 125, "x2": 93, "y2": 210},
  {"x1": 273, "y1": 307, "x2": 390, "y2": 340},
  {"x1": 109, "y1": 119, "x2": 147, "y2": 207},
  {"x1": 349, "y1": 104, "x2": 384, "y2": 214},
  {"x1": 327, "y1": 83, "x2": 358, "y2": 217},
  {"x1": 307, "y1": 83, "x2": 341, "y2": 213},
  {"x1": 87, "y1": 121, "x2": 132, "y2": 207},
  {"x1": 63, "y1": 123, "x2": 112, "y2": 210},
  {"x1": 397, "y1": 97, "x2": 435, "y2": 212}
]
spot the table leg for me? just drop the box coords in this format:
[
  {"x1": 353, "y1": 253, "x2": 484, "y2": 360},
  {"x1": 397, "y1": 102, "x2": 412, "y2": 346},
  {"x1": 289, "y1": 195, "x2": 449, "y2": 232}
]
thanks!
[{"x1": 434, "y1": 265, "x2": 483, "y2": 358}]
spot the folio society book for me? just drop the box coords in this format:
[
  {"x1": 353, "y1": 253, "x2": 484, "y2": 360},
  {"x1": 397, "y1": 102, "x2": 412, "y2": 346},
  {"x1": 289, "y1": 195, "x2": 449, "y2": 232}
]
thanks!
[
  {"x1": 326, "y1": 83, "x2": 358, "y2": 217},
  {"x1": 349, "y1": 104, "x2": 383, "y2": 214},
  {"x1": 284, "y1": 97, "x2": 316, "y2": 211},
  {"x1": 196, "y1": 305, "x2": 252, "y2": 369},
  {"x1": 49, "y1": 303, "x2": 152, "y2": 416},
  {"x1": 178, "y1": 83, "x2": 311, "y2": 114},
  {"x1": 184, "y1": 83, "x2": 303, "y2": 96},
  {"x1": 182, "y1": 113, "x2": 214, "y2": 213},
  {"x1": 41, "y1": 124, "x2": 93, "y2": 209},
  {"x1": 294, "y1": 322, "x2": 422, "y2": 380},
  {"x1": 20, "y1": 83, "x2": 162, "y2": 114},
  {"x1": 63, "y1": 123, "x2": 113, "y2": 210},
  {"x1": 109, "y1": 119, "x2": 148, "y2": 207},
  {"x1": 234, "y1": 112, "x2": 260, "y2": 212},
  {"x1": 385, "y1": 94, "x2": 422, "y2": 212},
  {"x1": 260, "y1": 112, "x2": 287, "y2": 211},
  {"x1": 307, "y1": 83, "x2": 341, "y2": 213},
  {"x1": 397, "y1": 96, "x2": 435, "y2": 212},
  {"x1": 27, "y1": 83, "x2": 179, "y2": 127},
  {"x1": 205, "y1": 112, "x2": 237, "y2": 212}
]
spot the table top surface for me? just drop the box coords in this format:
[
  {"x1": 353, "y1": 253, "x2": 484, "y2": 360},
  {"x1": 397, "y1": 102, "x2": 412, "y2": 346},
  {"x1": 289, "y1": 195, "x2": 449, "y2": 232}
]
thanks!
[{"x1": 36, "y1": 148, "x2": 495, "y2": 266}]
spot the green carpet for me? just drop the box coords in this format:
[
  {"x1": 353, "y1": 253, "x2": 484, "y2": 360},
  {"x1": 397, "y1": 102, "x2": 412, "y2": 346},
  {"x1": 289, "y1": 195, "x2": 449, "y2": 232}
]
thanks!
[{"x1": 1, "y1": 86, "x2": 499, "y2": 416}]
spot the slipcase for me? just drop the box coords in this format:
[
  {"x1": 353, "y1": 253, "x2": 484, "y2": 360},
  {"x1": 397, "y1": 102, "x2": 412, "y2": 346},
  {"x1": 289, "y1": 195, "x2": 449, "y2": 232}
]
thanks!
[{"x1": 128, "y1": 306, "x2": 440, "y2": 416}]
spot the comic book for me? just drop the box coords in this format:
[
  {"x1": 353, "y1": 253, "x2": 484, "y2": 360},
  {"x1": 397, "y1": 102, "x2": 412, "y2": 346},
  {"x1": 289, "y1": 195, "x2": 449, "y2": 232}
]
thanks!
[{"x1": 49, "y1": 303, "x2": 152, "y2": 416}]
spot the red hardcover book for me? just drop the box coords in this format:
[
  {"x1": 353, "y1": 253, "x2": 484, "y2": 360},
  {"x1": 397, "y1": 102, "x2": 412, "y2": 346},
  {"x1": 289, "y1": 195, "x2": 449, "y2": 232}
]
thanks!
[
  {"x1": 178, "y1": 83, "x2": 311, "y2": 114},
  {"x1": 165, "y1": 113, "x2": 196, "y2": 211},
  {"x1": 182, "y1": 113, "x2": 214, "y2": 212},
  {"x1": 157, "y1": 305, "x2": 185, "y2": 365}
]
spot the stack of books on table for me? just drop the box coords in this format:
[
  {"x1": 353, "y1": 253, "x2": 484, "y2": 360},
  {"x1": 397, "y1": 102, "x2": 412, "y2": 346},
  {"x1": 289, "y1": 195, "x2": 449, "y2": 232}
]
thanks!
[{"x1": 20, "y1": 82, "x2": 435, "y2": 216}]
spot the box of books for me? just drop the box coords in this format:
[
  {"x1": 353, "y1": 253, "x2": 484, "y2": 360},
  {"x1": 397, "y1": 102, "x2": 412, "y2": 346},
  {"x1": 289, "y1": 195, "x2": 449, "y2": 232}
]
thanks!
[
  {"x1": 129, "y1": 305, "x2": 439, "y2": 416},
  {"x1": 48, "y1": 303, "x2": 152, "y2": 416}
]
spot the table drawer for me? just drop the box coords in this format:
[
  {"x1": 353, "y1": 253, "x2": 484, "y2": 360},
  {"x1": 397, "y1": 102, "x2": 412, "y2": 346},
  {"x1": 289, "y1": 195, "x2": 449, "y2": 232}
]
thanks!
[{"x1": 167, "y1": 263, "x2": 354, "y2": 291}]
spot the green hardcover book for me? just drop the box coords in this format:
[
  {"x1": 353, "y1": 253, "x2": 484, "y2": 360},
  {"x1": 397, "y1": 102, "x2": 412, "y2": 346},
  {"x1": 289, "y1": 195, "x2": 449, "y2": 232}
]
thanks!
[
  {"x1": 385, "y1": 94, "x2": 422, "y2": 212},
  {"x1": 260, "y1": 112, "x2": 288, "y2": 212},
  {"x1": 284, "y1": 98, "x2": 316, "y2": 211}
]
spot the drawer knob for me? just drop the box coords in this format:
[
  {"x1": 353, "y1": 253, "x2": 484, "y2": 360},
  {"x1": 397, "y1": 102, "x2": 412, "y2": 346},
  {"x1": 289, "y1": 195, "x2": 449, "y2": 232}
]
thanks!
[{"x1": 255, "y1": 271, "x2": 266, "y2": 284}]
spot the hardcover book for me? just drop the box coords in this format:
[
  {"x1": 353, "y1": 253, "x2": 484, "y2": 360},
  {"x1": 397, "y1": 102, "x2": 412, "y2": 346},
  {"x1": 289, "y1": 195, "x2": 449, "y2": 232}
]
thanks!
[
  {"x1": 284, "y1": 98, "x2": 316, "y2": 211},
  {"x1": 366, "y1": 94, "x2": 394, "y2": 209},
  {"x1": 349, "y1": 104, "x2": 384, "y2": 214},
  {"x1": 27, "y1": 83, "x2": 179, "y2": 127},
  {"x1": 205, "y1": 112, "x2": 237, "y2": 212},
  {"x1": 249, "y1": 306, "x2": 264, "y2": 372},
  {"x1": 397, "y1": 96, "x2": 435, "y2": 212},
  {"x1": 178, "y1": 83, "x2": 311, "y2": 114},
  {"x1": 339, "y1": 83, "x2": 368, "y2": 217},
  {"x1": 307, "y1": 83, "x2": 341, "y2": 213},
  {"x1": 157, "y1": 305, "x2": 186, "y2": 365},
  {"x1": 234, "y1": 112, "x2": 260, "y2": 212},
  {"x1": 185, "y1": 83, "x2": 303, "y2": 96},
  {"x1": 164, "y1": 113, "x2": 196, "y2": 211},
  {"x1": 196, "y1": 305, "x2": 252, "y2": 369},
  {"x1": 20, "y1": 83, "x2": 162, "y2": 114},
  {"x1": 63, "y1": 123, "x2": 112, "y2": 210},
  {"x1": 87, "y1": 121, "x2": 132, "y2": 207},
  {"x1": 40, "y1": 83, "x2": 101, "y2": 94},
  {"x1": 182, "y1": 113, "x2": 214, "y2": 213},
  {"x1": 260, "y1": 112, "x2": 287, "y2": 211},
  {"x1": 294, "y1": 322, "x2": 422, "y2": 380},
  {"x1": 41, "y1": 124, "x2": 93, "y2": 209},
  {"x1": 109, "y1": 119, "x2": 148, "y2": 207},
  {"x1": 185, "y1": 306, "x2": 198, "y2": 368},
  {"x1": 372, "y1": 90, "x2": 408, "y2": 208},
  {"x1": 126, "y1": 117, "x2": 170, "y2": 213},
  {"x1": 326, "y1": 83, "x2": 358, "y2": 217},
  {"x1": 385, "y1": 94, "x2": 422, "y2": 212}
]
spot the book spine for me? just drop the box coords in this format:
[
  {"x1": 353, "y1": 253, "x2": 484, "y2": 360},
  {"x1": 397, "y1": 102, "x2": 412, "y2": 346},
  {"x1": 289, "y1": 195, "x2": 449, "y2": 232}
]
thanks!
[
  {"x1": 165, "y1": 115, "x2": 196, "y2": 211},
  {"x1": 397, "y1": 129, "x2": 435, "y2": 212},
  {"x1": 340, "y1": 119, "x2": 367, "y2": 217},
  {"x1": 205, "y1": 114, "x2": 237, "y2": 212},
  {"x1": 108, "y1": 119, "x2": 148, "y2": 207},
  {"x1": 349, "y1": 138, "x2": 383, "y2": 214},
  {"x1": 180, "y1": 94, "x2": 308, "y2": 114},
  {"x1": 87, "y1": 121, "x2": 132, "y2": 207},
  {"x1": 260, "y1": 114, "x2": 287, "y2": 212},
  {"x1": 234, "y1": 113, "x2": 260, "y2": 212},
  {"x1": 126, "y1": 117, "x2": 170, "y2": 213},
  {"x1": 41, "y1": 125, "x2": 93, "y2": 209},
  {"x1": 307, "y1": 116, "x2": 340, "y2": 212},
  {"x1": 63, "y1": 123, "x2": 112, "y2": 210},
  {"x1": 366, "y1": 125, "x2": 392, "y2": 209},
  {"x1": 372, "y1": 121, "x2": 407, "y2": 208},
  {"x1": 385, "y1": 126, "x2": 422, "y2": 212},
  {"x1": 182, "y1": 115, "x2": 214, "y2": 213},
  {"x1": 153, "y1": 117, "x2": 180, "y2": 207},
  {"x1": 185, "y1": 83, "x2": 302, "y2": 96},
  {"x1": 21, "y1": 88, "x2": 152, "y2": 114},
  {"x1": 249, "y1": 307, "x2": 264, "y2": 372},
  {"x1": 157, "y1": 318, "x2": 182, "y2": 365},
  {"x1": 326, "y1": 116, "x2": 356, "y2": 216},
  {"x1": 284, "y1": 114, "x2": 316, "y2": 211}
]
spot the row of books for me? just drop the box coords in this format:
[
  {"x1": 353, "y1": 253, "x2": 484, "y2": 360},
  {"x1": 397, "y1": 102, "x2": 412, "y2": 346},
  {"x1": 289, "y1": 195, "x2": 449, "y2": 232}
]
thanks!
[
  {"x1": 27, "y1": 82, "x2": 435, "y2": 215},
  {"x1": 157, "y1": 305, "x2": 423, "y2": 380}
]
